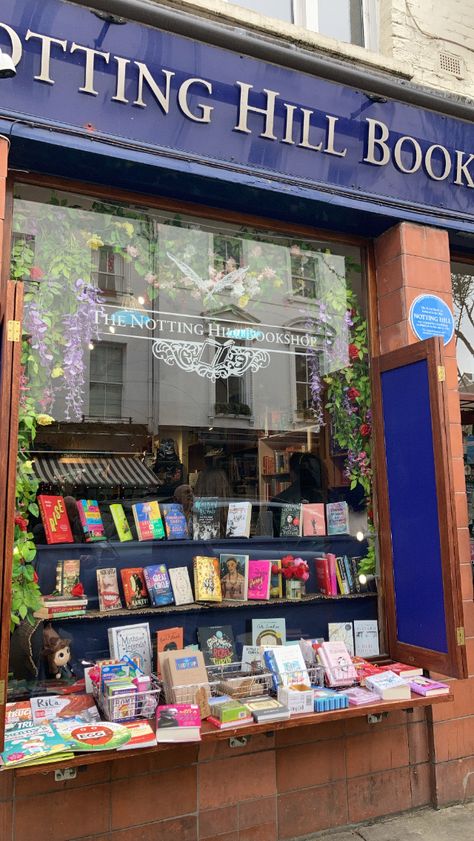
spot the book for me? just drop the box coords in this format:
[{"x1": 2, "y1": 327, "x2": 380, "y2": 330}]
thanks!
[
  {"x1": 38, "y1": 495, "x2": 73, "y2": 544},
  {"x1": 55, "y1": 559, "x2": 80, "y2": 596},
  {"x1": 379, "y1": 662, "x2": 424, "y2": 679},
  {"x1": 252, "y1": 617, "x2": 286, "y2": 646},
  {"x1": 169, "y1": 567, "x2": 194, "y2": 606},
  {"x1": 302, "y1": 503, "x2": 326, "y2": 536},
  {"x1": 132, "y1": 501, "x2": 165, "y2": 541},
  {"x1": 313, "y1": 688, "x2": 349, "y2": 712},
  {"x1": 96, "y1": 568, "x2": 122, "y2": 612},
  {"x1": 247, "y1": 559, "x2": 271, "y2": 600},
  {"x1": 315, "y1": 556, "x2": 332, "y2": 596},
  {"x1": 108, "y1": 623, "x2": 153, "y2": 675},
  {"x1": 30, "y1": 694, "x2": 100, "y2": 724},
  {"x1": 349, "y1": 556, "x2": 362, "y2": 593},
  {"x1": 345, "y1": 686, "x2": 381, "y2": 706},
  {"x1": 193, "y1": 556, "x2": 222, "y2": 602},
  {"x1": 326, "y1": 501, "x2": 349, "y2": 535},
  {"x1": 225, "y1": 501, "x2": 252, "y2": 537},
  {"x1": 192, "y1": 497, "x2": 220, "y2": 540},
  {"x1": 327, "y1": 553, "x2": 338, "y2": 595},
  {"x1": 263, "y1": 645, "x2": 310, "y2": 689},
  {"x1": 354, "y1": 620, "x2": 380, "y2": 658},
  {"x1": 109, "y1": 503, "x2": 134, "y2": 542},
  {"x1": 335, "y1": 556, "x2": 350, "y2": 595},
  {"x1": 318, "y1": 641, "x2": 357, "y2": 687},
  {"x1": 0, "y1": 720, "x2": 74, "y2": 767},
  {"x1": 120, "y1": 568, "x2": 150, "y2": 609},
  {"x1": 117, "y1": 719, "x2": 157, "y2": 749},
  {"x1": 342, "y1": 555, "x2": 354, "y2": 592},
  {"x1": 158, "y1": 650, "x2": 210, "y2": 711},
  {"x1": 207, "y1": 714, "x2": 253, "y2": 729},
  {"x1": 328, "y1": 622, "x2": 355, "y2": 657},
  {"x1": 5, "y1": 701, "x2": 32, "y2": 727},
  {"x1": 351, "y1": 657, "x2": 385, "y2": 686},
  {"x1": 243, "y1": 696, "x2": 290, "y2": 722},
  {"x1": 219, "y1": 553, "x2": 248, "y2": 601},
  {"x1": 76, "y1": 499, "x2": 105, "y2": 542},
  {"x1": 155, "y1": 704, "x2": 201, "y2": 742},
  {"x1": 270, "y1": 559, "x2": 283, "y2": 598},
  {"x1": 156, "y1": 627, "x2": 184, "y2": 676},
  {"x1": 34, "y1": 598, "x2": 87, "y2": 619},
  {"x1": 197, "y1": 625, "x2": 237, "y2": 666},
  {"x1": 143, "y1": 564, "x2": 174, "y2": 607},
  {"x1": 365, "y1": 671, "x2": 411, "y2": 700},
  {"x1": 214, "y1": 700, "x2": 250, "y2": 723},
  {"x1": 408, "y1": 676, "x2": 450, "y2": 697},
  {"x1": 241, "y1": 645, "x2": 264, "y2": 672},
  {"x1": 55, "y1": 720, "x2": 132, "y2": 752},
  {"x1": 279, "y1": 503, "x2": 302, "y2": 537},
  {"x1": 162, "y1": 503, "x2": 189, "y2": 539}
]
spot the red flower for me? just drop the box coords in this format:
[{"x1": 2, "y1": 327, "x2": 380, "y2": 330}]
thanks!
[
  {"x1": 14, "y1": 515, "x2": 28, "y2": 532},
  {"x1": 271, "y1": 564, "x2": 281, "y2": 575},
  {"x1": 347, "y1": 387, "x2": 360, "y2": 401},
  {"x1": 33, "y1": 570, "x2": 39, "y2": 584},
  {"x1": 281, "y1": 555, "x2": 294, "y2": 569},
  {"x1": 29, "y1": 266, "x2": 44, "y2": 280},
  {"x1": 282, "y1": 568, "x2": 293, "y2": 580},
  {"x1": 71, "y1": 582, "x2": 84, "y2": 597},
  {"x1": 359, "y1": 423, "x2": 371, "y2": 437},
  {"x1": 348, "y1": 343, "x2": 359, "y2": 361}
]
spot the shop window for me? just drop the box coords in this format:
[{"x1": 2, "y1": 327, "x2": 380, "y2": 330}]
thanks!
[
  {"x1": 89, "y1": 342, "x2": 124, "y2": 419},
  {"x1": 92, "y1": 244, "x2": 126, "y2": 296},
  {"x1": 295, "y1": 346, "x2": 315, "y2": 418}
]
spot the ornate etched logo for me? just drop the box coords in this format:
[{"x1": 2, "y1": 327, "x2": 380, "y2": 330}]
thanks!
[{"x1": 151, "y1": 337, "x2": 270, "y2": 381}]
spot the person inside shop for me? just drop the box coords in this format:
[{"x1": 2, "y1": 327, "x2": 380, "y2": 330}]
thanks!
[
  {"x1": 194, "y1": 452, "x2": 232, "y2": 532},
  {"x1": 173, "y1": 483, "x2": 194, "y2": 531}
]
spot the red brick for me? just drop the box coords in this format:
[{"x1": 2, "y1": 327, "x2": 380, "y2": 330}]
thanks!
[
  {"x1": 278, "y1": 781, "x2": 348, "y2": 839},
  {"x1": 110, "y1": 745, "x2": 198, "y2": 778},
  {"x1": 198, "y1": 751, "x2": 276, "y2": 810},
  {"x1": 199, "y1": 833, "x2": 238, "y2": 841},
  {"x1": 14, "y1": 783, "x2": 110, "y2": 841},
  {"x1": 346, "y1": 725, "x2": 409, "y2": 777},
  {"x1": 457, "y1": 528, "x2": 472, "y2": 565},
  {"x1": 374, "y1": 225, "x2": 403, "y2": 267},
  {"x1": 433, "y1": 756, "x2": 474, "y2": 806},
  {"x1": 431, "y1": 716, "x2": 474, "y2": 762},
  {"x1": 15, "y1": 760, "x2": 111, "y2": 797},
  {"x1": 400, "y1": 223, "x2": 449, "y2": 262},
  {"x1": 402, "y1": 254, "x2": 452, "y2": 293},
  {"x1": 111, "y1": 765, "x2": 196, "y2": 829},
  {"x1": 198, "y1": 734, "x2": 273, "y2": 761},
  {"x1": 81, "y1": 815, "x2": 198, "y2": 841},
  {"x1": 378, "y1": 289, "x2": 404, "y2": 329},
  {"x1": 460, "y1": 563, "x2": 474, "y2": 602},
  {"x1": 276, "y1": 738, "x2": 345, "y2": 791},
  {"x1": 375, "y1": 257, "x2": 405, "y2": 298},
  {"x1": 410, "y1": 763, "x2": 432, "y2": 808},
  {"x1": 239, "y1": 822, "x2": 277, "y2": 841},
  {"x1": 0, "y1": 802, "x2": 12, "y2": 841},
  {"x1": 408, "y1": 721, "x2": 430, "y2": 765},
  {"x1": 0, "y1": 137, "x2": 9, "y2": 179},
  {"x1": 347, "y1": 767, "x2": 412, "y2": 823},
  {"x1": 379, "y1": 320, "x2": 409, "y2": 353},
  {"x1": 275, "y1": 720, "x2": 345, "y2": 747},
  {"x1": 199, "y1": 806, "x2": 238, "y2": 838},
  {"x1": 238, "y1": 796, "x2": 276, "y2": 829}
]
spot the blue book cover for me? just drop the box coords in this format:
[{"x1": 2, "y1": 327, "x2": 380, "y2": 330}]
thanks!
[
  {"x1": 143, "y1": 564, "x2": 174, "y2": 607},
  {"x1": 162, "y1": 503, "x2": 189, "y2": 539}
]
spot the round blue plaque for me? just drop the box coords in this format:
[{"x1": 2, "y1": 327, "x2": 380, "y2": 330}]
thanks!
[{"x1": 408, "y1": 294, "x2": 454, "y2": 346}]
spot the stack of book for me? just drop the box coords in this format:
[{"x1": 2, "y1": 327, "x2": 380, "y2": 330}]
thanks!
[{"x1": 34, "y1": 594, "x2": 88, "y2": 620}]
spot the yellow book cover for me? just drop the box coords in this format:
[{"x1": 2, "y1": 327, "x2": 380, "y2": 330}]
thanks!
[
  {"x1": 270, "y1": 559, "x2": 282, "y2": 598},
  {"x1": 110, "y1": 504, "x2": 133, "y2": 542},
  {"x1": 193, "y1": 556, "x2": 222, "y2": 602}
]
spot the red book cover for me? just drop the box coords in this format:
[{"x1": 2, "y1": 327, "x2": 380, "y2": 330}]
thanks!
[
  {"x1": 38, "y1": 495, "x2": 73, "y2": 544},
  {"x1": 120, "y1": 568, "x2": 150, "y2": 609},
  {"x1": 302, "y1": 503, "x2": 326, "y2": 536},
  {"x1": 315, "y1": 556, "x2": 332, "y2": 595}
]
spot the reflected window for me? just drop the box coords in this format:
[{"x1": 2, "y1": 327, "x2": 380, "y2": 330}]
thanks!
[
  {"x1": 89, "y1": 343, "x2": 124, "y2": 419},
  {"x1": 93, "y1": 245, "x2": 126, "y2": 296}
]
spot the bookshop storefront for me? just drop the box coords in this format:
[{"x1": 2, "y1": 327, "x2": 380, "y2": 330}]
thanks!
[{"x1": 0, "y1": 0, "x2": 473, "y2": 838}]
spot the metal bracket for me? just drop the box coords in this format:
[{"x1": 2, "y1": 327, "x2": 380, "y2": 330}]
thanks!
[
  {"x1": 367, "y1": 713, "x2": 386, "y2": 725},
  {"x1": 7, "y1": 320, "x2": 20, "y2": 342},
  {"x1": 54, "y1": 768, "x2": 77, "y2": 782},
  {"x1": 229, "y1": 736, "x2": 249, "y2": 748}
]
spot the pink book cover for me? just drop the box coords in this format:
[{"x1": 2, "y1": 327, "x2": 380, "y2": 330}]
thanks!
[
  {"x1": 156, "y1": 704, "x2": 201, "y2": 728},
  {"x1": 320, "y1": 641, "x2": 357, "y2": 686},
  {"x1": 408, "y1": 677, "x2": 450, "y2": 696},
  {"x1": 326, "y1": 553, "x2": 338, "y2": 595},
  {"x1": 302, "y1": 503, "x2": 326, "y2": 536},
  {"x1": 345, "y1": 687, "x2": 380, "y2": 706},
  {"x1": 76, "y1": 499, "x2": 105, "y2": 542},
  {"x1": 247, "y1": 560, "x2": 271, "y2": 600}
]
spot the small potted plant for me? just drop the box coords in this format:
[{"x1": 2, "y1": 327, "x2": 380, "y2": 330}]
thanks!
[{"x1": 276, "y1": 555, "x2": 309, "y2": 600}]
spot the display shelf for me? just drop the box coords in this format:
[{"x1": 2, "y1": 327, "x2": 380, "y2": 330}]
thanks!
[{"x1": 11, "y1": 691, "x2": 453, "y2": 777}]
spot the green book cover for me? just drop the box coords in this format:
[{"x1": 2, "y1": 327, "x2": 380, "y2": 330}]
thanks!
[{"x1": 110, "y1": 504, "x2": 133, "y2": 542}]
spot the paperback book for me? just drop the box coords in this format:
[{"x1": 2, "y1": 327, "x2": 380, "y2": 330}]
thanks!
[
  {"x1": 169, "y1": 567, "x2": 194, "y2": 606},
  {"x1": 55, "y1": 559, "x2": 80, "y2": 597},
  {"x1": 225, "y1": 501, "x2": 252, "y2": 538},
  {"x1": 0, "y1": 720, "x2": 73, "y2": 768},
  {"x1": 109, "y1": 503, "x2": 134, "y2": 542},
  {"x1": 365, "y1": 670, "x2": 411, "y2": 700},
  {"x1": 354, "y1": 620, "x2": 380, "y2": 658},
  {"x1": 328, "y1": 622, "x2": 355, "y2": 657},
  {"x1": 120, "y1": 568, "x2": 150, "y2": 609},
  {"x1": 192, "y1": 497, "x2": 220, "y2": 540},
  {"x1": 197, "y1": 625, "x2": 236, "y2": 666},
  {"x1": 193, "y1": 556, "x2": 222, "y2": 602},
  {"x1": 302, "y1": 503, "x2": 326, "y2": 536},
  {"x1": 156, "y1": 627, "x2": 184, "y2": 676},
  {"x1": 279, "y1": 503, "x2": 302, "y2": 537},
  {"x1": 143, "y1": 564, "x2": 174, "y2": 607},
  {"x1": 252, "y1": 617, "x2": 286, "y2": 646},
  {"x1": 76, "y1": 499, "x2": 106, "y2": 542},
  {"x1": 155, "y1": 704, "x2": 201, "y2": 742},
  {"x1": 162, "y1": 503, "x2": 189, "y2": 539},
  {"x1": 117, "y1": 719, "x2": 157, "y2": 749},
  {"x1": 132, "y1": 501, "x2": 165, "y2": 541},
  {"x1": 318, "y1": 640, "x2": 357, "y2": 687},
  {"x1": 38, "y1": 495, "x2": 73, "y2": 544},
  {"x1": 108, "y1": 622, "x2": 153, "y2": 675},
  {"x1": 326, "y1": 501, "x2": 349, "y2": 535},
  {"x1": 408, "y1": 676, "x2": 450, "y2": 697},
  {"x1": 270, "y1": 559, "x2": 283, "y2": 598},
  {"x1": 219, "y1": 553, "x2": 248, "y2": 601},
  {"x1": 30, "y1": 694, "x2": 100, "y2": 724},
  {"x1": 96, "y1": 568, "x2": 122, "y2": 612},
  {"x1": 263, "y1": 645, "x2": 310, "y2": 689},
  {"x1": 247, "y1": 559, "x2": 271, "y2": 600},
  {"x1": 241, "y1": 645, "x2": 264, "y2": 672}
]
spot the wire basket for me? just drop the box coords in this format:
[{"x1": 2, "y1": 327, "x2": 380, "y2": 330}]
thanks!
[
  {"x1": 265, "y1": 663, "x2": 325, "y2": 693},
  {"x1": 208, "y1": 662, "x2": 274, "y2": 699},
  {"x1": 93, "y1": 674, "x2": 161, "y2": 723}
]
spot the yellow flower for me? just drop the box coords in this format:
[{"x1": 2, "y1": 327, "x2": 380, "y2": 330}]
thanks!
[
  {"x1": 238, "y1": 295, "x2": 249, "y2": 308},
  {"x1": 86, "y1": 234, "x2": 104, "y2": 251},
  {"x1": 36, "y1": 413, "x2": 55, "y2": 426},
  {"x1": 274, "y1": 278, "x2": 283, "y2": 288},
  {"x1": 51, "y1": 366, "x2": 64, "y2": 378},
  {"x1": 23, "y1": 460, "x2": 33, "y2": 471},
  {"x1": 122, "y1": 222, "x2": 134, "y2": 237}
]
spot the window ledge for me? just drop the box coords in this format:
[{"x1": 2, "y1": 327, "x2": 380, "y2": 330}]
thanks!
[{"x1": 11, "y1": 692, "x2": 452, "y2": 777}]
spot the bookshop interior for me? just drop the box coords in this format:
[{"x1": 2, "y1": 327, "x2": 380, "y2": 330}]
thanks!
[{"x1": 1, "y1": 180, "x2": 454, "y2": 764}]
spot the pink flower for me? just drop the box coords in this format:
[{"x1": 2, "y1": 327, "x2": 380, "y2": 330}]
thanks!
[
  {"x1": 29, "y1": 266, "x2": 43, "y2": 280},
  {"x1": 348, "y1": 343, "x2": 359, "y2": 361},
  {"x1": 126, "y1": 245, "x2": 139, "y2": 258}
]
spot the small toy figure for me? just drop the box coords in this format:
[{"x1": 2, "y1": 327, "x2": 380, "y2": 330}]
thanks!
[{"x1": 42, "y1": 624, "x2": 74, "y2": 680}]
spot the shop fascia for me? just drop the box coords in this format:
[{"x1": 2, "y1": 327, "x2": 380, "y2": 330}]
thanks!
[{"x1": 2, "y1": 21, "x2": 474, "y2": 189}]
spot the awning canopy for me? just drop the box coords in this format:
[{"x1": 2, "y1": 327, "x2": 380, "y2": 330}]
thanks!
[{"x1": 32, "y1": 455, "x2": 159, "y2": 490}]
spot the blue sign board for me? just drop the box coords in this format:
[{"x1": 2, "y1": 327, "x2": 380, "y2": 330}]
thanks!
[
  {"x1": 409, "y1": 295, "x2": 455, "y2": 345},
  {"x1": 1, "y1": 0, "x2": 474, "y2": 221}
]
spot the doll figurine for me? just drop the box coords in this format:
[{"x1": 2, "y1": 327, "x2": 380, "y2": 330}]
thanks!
[{"x1": 42, "y1": 624, "x2": 74, "y2": 680}]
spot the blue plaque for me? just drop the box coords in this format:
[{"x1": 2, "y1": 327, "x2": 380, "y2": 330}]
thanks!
[{"x1": 409, "y1": 295, "x2": 454, "y2": 345}]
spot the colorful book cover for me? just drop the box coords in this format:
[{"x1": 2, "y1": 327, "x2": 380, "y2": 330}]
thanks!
[
  {"x1": 193, "y1": 556, "x2": 222, "y2": 602},
  {"x1": 351, "y1": 656, "x2": 384, "y2": 686},
  {"x1": 192, "y1": 497, "x2": 220, "y2": 540},
  {"x1": 326, "y1": 501, "x2": 349, "y2": 535},
  {"x1": 1, "y1": 720, "x2": 73, "y2": 768},
  {"x1": 247, "y1": 559, "x2": 271, "y2": 600},
  {"x1": 162, "y1": 503, "x2": 189, "y2": 539},
  {"x1": 270, "y1": 559, "x2": 283, "y2": 598},
  {"x1": 109, "y1": 503, "x2": 134, "y2": 542},
  {"x1": 156, "y1": 627, "x2": 184, "y2": 675},
  {"x1": 345, "y1": 686, "x2": 381, "y2": 706},
  {"x1": 315, "y1": 556, "x2": 332, "y2": 596},
  {"x1": 120, "y1": 568, "x2": 150, "y2": 609},
  {"x1": 117, "y1": 719, "x2": 157, "y2": 749},
  {"x1": 302, "y1": 503, "x2": 326, "y2": 536},
  {"x1": 55, "y1": 558, "x2": 80, "y2": 596},
  {"x1": 38, "y1": 495, "x2": 73, "y2": 544},
  {"x1": 5, "y1": 701, "x2": 32, "y2": 727},
  {"x1": 241, "y1": 645, "x2": 264, "y2": 671},
  {"x1": 343, "y1": 555, "x2": 354, "y2": 592},
  {"x1": 327, "y1": 553, "x2": 338, "y2": 595},
  {"x1": 279, "y1": 503, "x2": 302, "y2": 537},
  {"x1": 55, "y1": 720, "x2": 132, "y2": 752},
  {"x1": 197, "y1": 625, "x2": 236, "y2": 666},
  {"x1": 169, "y1": 567, "x2": 194, "y2": 606},
  {"x1": 76, "y1": 499, "x2": 105, "y2": 542},
  {"x1": 318, "y1": 640, "x2": 357, "y2": 687},
  {"x1": 263, "y1": 645, "x2": 310, "y2": 689},
  {"x1": 328, "y1": 622, "x2": 355, "y2": 657},
  {"x1": 96, "y1": 568, "x2": 122, "y2": 612},
  {"x1": 143, "y1": 564, "x2": 174, "y2": 607},
  {"x1": 225, "y1": 501, "x2": 252, "y2": 538},
  {"x1": 132, "y1": 501, "x2": 165, "y2": 541},
  {"x1": 378, "y1": 662, "x2": 423, "y2": 678},
  {"x1": 365, "y1": 671, "x2": 411, "y2": 700},
  {"x1": 30, "y1": 694, "x2": 100, "y2": 724},
  {"x1": 408, "y1": 676, "x2": 450, "y2": 697},
  {"x1": 335, "y1": 556, "x2": 350, "y2": 594},
  {"x1": 155, "y1": 704, "x2": 201, "y2": 741},
  {"x1": 108, "y1": 622, "x2": 153, "y2": 675},
  {"x1": 219, "y1": 553, "x2": 248, "y2": 601},
  {"x1": 354, "y1": 620, "x2": 380, "y2": 658},
  {"x1": 251, "y1": 617, "x2": 286, "y2": 646}
]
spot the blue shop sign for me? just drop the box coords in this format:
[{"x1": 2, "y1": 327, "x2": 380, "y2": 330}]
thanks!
[
  {"x1": 1, "y1": 0, "x2": 474, "y2": 220},
  {"x1": 409, "y1": 295, "x2": 455, "y2": 345}
]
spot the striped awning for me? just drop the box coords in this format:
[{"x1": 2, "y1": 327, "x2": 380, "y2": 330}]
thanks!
[{"x1": 32, "y1": 455, "x2": 159, "y2": 490}]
